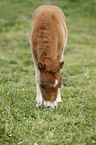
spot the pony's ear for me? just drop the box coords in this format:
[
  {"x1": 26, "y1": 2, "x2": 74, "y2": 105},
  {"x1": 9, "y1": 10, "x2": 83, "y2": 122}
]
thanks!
[
  {"x1": 38, "y1": 62, "x2": 45, "y2": 72},
  {"x1": 59, "y1": 61, "x2": 64, "y2": 69}
]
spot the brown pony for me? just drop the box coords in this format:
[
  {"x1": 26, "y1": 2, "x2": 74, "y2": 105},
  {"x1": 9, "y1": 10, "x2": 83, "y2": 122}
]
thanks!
[{"x1": 29, "y1": 5, "x2": 67, "y2": 108}]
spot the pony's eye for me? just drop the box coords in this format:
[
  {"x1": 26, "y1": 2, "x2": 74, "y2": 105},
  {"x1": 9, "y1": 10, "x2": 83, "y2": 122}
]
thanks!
[
  {"x1": 51, "y1": 82, "x2": 54, "y2": 84},
  {"x1": 40, "y1": 84, "x2": 45, "y2": 89}
]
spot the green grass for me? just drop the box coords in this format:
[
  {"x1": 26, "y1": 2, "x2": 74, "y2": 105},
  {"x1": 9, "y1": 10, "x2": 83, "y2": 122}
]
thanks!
[{"x1": 0, "y1": 0, "x2": 96, "y2": 144}]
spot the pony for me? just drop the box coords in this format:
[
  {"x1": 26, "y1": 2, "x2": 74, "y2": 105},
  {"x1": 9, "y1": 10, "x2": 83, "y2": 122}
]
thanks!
[{"x1": 29, "y1": 5, "x2": 67, "y2": 108}]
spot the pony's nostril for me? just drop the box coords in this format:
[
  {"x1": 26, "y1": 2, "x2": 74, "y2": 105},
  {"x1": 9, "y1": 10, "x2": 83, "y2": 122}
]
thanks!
[
  {"x1": 40, "y1": 84, "x2": 45, "y2": 89},
  {"x1": 47, "y1": 106, "x2": 51, "y2": 109},
  {"x1": 54, "y1": 106, "x2": 57, "y2": 109}
]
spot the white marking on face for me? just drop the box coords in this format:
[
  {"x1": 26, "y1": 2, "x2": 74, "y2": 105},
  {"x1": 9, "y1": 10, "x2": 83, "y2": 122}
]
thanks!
[
  {"x1": 54, "y1": 79, "x2": 58, "y2": 87},
  {"x1": 44, "y1": 101, "x2": 54, "y2": 108}
]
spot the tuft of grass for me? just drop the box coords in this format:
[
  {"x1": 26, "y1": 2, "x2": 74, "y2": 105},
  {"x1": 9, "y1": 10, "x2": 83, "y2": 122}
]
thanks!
[{"x1": 0, "y1": 0, "x2": 96, "y2": 144}]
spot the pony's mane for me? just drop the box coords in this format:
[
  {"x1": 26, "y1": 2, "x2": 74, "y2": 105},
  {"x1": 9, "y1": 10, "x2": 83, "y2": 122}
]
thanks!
[
  {"x1": 36, "y1": 15, "x2": 60, "y2": 73},
  {"x1": 36, "y1": 16, "x2": 51, "y2": 58}
]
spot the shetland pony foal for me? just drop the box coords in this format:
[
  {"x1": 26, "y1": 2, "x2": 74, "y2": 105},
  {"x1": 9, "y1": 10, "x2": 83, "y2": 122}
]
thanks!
[{"x1": 29, "y1": 5, "x2": 67, "y2": 108}]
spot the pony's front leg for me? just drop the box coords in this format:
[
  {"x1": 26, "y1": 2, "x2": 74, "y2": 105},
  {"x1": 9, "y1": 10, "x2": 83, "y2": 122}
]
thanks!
[
  {"x1": 56, "y1": 88, "x2": 62, "y2": 103},
  {"x1": 35, "y1": 68, "x2": 43, "y2": 106}
]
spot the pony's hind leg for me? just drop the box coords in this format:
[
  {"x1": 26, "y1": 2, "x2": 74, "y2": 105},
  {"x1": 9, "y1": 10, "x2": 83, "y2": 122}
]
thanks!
[{"x1": 32, "y1": 52, "x2": 43, "y2": 106}]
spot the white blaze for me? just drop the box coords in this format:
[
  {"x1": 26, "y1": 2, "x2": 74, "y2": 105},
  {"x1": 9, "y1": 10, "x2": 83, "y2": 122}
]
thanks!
[{"x1": 54, "y1": 79, "x2": 58, "y2": 87}]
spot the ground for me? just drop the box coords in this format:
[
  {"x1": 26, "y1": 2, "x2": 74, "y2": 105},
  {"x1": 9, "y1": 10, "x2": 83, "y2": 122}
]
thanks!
[{"x1": 0, "y1": 0, "x2": 96, "y2": 144}]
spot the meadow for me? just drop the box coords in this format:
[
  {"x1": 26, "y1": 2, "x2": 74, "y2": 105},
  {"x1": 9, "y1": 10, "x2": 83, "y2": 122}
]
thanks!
[{"x1": 0, "y1": 0, "x2": 96, "y2": 144}]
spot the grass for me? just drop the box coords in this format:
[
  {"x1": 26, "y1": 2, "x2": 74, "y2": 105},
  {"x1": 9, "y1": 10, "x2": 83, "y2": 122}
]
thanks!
[{"x1": 0, "y1": 0, "x2": 96, "y2": 144}]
